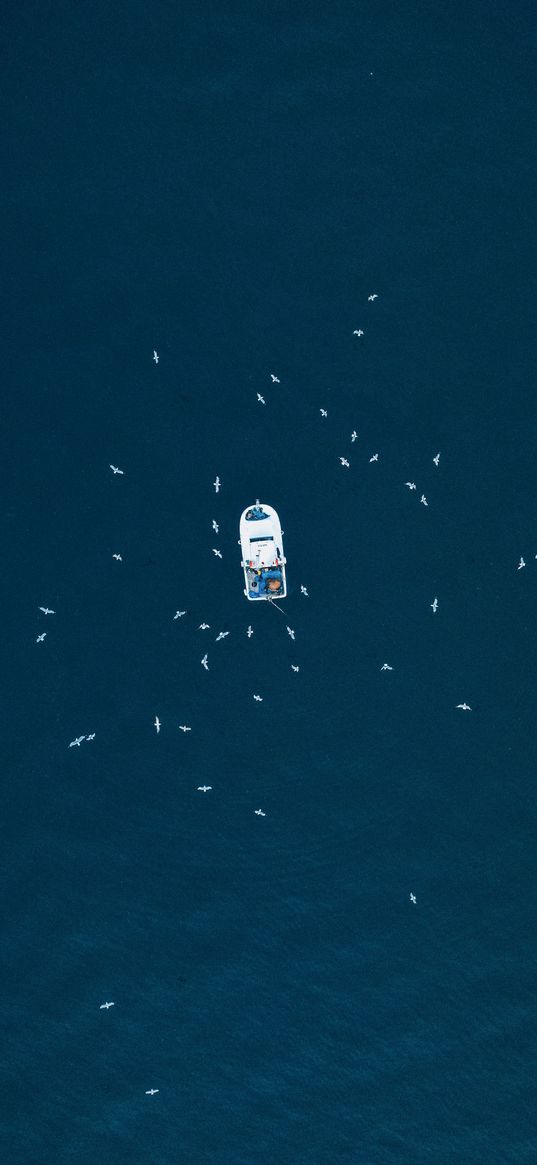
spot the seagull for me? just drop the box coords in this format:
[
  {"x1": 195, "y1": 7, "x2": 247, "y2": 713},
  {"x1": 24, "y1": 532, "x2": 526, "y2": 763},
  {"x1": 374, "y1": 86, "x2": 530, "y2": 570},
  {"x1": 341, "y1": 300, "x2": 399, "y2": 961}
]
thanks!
[
  {"x1": 420, "y1": 495, "x2": 428, "y2": 506},
  {"x1": 456, "y1": 703, "x2": 472, "y2": 711},
  {"x1": 145, "y1": 1089, "x2": 159, "y2": 1095},
  {"x1": 199, "y1": 623, "x2": 210, "y2": 630},
  {"x1": 153, "y1": 350, "x2": 159, "y2": 363},
  {"x1": 86, "y1": 733, "x2": 96, "y2": 741},
  {"x1": 154, "y1": 717, "x2": 161, "y2": 733},
  {"x1": 270, "y1": 373, "x2": 280, "y2": 383},
  {"x1": 109, "y1": 465, "x2": 124, "y2": 475},
  {"x1": 405, "y1": 482, "x2": 416, "y2": 490},
  {"x1": 517, "y1": 557, "x2": 525, "y2": 570},
  {"x1": 286, "y1": 626, "x2": 295, "y2": 640},
  {"x1": 255, "y1": 809, "x2": 266, "y2": 816},
  {"x1": 409, "y1": 893, "x2": 417, "y2": 905},
  {"x1": 320, "y1": 408, "x2": 328, "y2": 417},
  {"x1": 368, "y1": 294, "x2": 378, "y2": 301},
  {"x1": 213, "y1": 476, "x2": 221, "y2": 493},
  {"x1": 433, "y1": 452, "x2": 441, "y2": 466},
  {"x1": 38, "y1": 607, "x2": 55, "y2": 615},
  {"x1": 36, "y1": 632, "x2": 47, "y2": 642},
  {"x1": 112, "y1": 553, "x2": 122, "y2": 561},
  {"x1": 247, "y1": 626, "x2": 253, "y2": 638},
  {"x1": 179, "y1": 725, "x2": 191, "y2": 732},
  {"x1": 353, "y1": 329, "x2": 364, "y2": 337},
  {"x1": 351, "y1": 431, "x2": 358, "y2": 442},
  {"x1": 100, "y1": 1001, "x2": 115, "y2": 1010},
  {"x1": 369, "y1": 453, "x2": 379, "y2": 462},
  {"x1": 212, "y1": 519, "x2": 219, "y2": 533},
  {"x1": 173, "y1": 611, "x2": 187, "y2": 619},
  {"x1": 215, "y1": 631, "x2": 229, "y2": 641},
  {"x1": 380, "y1": 663, "x2": 393, "y2": 671},
  {"x1": 340, "y1": 457, "x2": 350, "y2": 467},
  {"x1": 69, "y1": 736, "x2": 85, "y2": 747},
  {"x1": 300, "y1": 585, "x2": 308, "y2": 596},
  {"x1": 197, "y1": 786, "x2": 211, "y2": 793},
  {"x1": 253, "y1": 694, "x2": 263, "y2": 702},
  {"x1": 431, "y1": 597, "x2": 438, "y2": 613},
  {"x1": 291, "y1": 665, "x2": 300, "y2": 672},
  {"x1": 257, "y1": 393, "x2": 266, "y2": 404},
  {"x1": 212, "y1": 548, "x2": 222, "y2": 558},
  {"x1": 201, "y1": 654, "x2": 209, "y2": 670}
]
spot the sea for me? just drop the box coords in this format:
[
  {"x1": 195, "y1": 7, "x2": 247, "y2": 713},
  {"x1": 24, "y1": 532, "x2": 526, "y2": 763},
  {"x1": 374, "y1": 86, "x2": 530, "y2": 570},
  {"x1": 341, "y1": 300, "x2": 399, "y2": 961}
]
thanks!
[{"x1": 2, "y1": 2, "x2": 536, "y2": 1162}]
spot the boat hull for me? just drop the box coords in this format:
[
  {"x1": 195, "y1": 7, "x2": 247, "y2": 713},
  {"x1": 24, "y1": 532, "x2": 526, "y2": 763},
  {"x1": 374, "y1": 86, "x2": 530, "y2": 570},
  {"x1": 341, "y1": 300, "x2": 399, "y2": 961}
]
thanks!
[{"x1": 240, "y1": 503, "x2": 287, "y2": 601}]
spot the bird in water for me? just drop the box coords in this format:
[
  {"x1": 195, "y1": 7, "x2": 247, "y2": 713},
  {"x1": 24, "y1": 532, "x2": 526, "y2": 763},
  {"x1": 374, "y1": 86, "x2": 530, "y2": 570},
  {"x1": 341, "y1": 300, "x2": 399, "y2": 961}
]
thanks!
[
  {"x1": 153, "y1": 350, "x2": 159, "y2": 363},
  {"x1": 213, "y1": 476, "x2": 221, "y2": 493},
  {"x1": 433, "y1": 452, "x2": 441, "y2": 466},
  {"x1": 405, "y1": 482, "x2": 416, "y2": 490},
  {"x1": 420, "y1": 495, "x2": 428, "y2": 506},
  {"x1": 518, "y1": 557, "x2": 526, "y2": 570},
  {"x1": 212, "y1": 519, "x2": 219, "y2": 533},
  {"x1": 320, "y1": 408, "x2": 328, "y2": 417},
  {"x1": 456, "y1": 703, "x2": 472, "y2": 711},
  {"x1": 255, "y1": 809, "x2": 266, "y2": 816},
  {"x1": 257, "y1": 393, "x2": 266, "y2": 405},
  {"x1": 112, "y1": 553, "x2": 122, "y2": 561},
  {"x1": 36, "y1": 632, "x2": 47, "y2": 643},
  {"x1": 201, "y1": 654, "x2": 209, "y2": 670},
  {"x1": 270, "y1": 373, "x2": 280, "y2": 383},
  {"x1": 340, "y1": 457, "x2": 350, "y2": 467},
  {"x1": 69, "y1": 736, "x2": 85, "y2": 747},
  {"x1": 212, "y1": 548, "x2": 222, "y2": 558},
  {"x1": 154, "y1": 717, "x2": 161, "y2": 733},
  {"x1": 100, "y1": 1001, "x2": 115, "y2": 1010},
  {"x1": 109, "y1": 465, "x2": 124, "y2": 475},
  {"x1": 431, "y1": 597, "x2": 438, "y2": 613},
  {"x1": 380, "y1": 663, "x2": 393, "y2": 671},
  {"x1": 173, "y1": 611, "x2": 186, "y2": 620},
  {"x1": 247, "y1": 626, "x2": 253, "y2": 638},
  {"x1": 39, "y1": 607, "x2": 55, "y2": 615},
  {"x1": 253, "y1": 694, "x2": 263, "y2": 702}
]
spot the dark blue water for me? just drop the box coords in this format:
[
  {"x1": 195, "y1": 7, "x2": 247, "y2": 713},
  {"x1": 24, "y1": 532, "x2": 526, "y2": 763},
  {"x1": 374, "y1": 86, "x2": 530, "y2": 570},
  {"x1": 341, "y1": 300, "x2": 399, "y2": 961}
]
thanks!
[{"x1": 3, "y1": 3, "x2": 536, "y2": 1161}]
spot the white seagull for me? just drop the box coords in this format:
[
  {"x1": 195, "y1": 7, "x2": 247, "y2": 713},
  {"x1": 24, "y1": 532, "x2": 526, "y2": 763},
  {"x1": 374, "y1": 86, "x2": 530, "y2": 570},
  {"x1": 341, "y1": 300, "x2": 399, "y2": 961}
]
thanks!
[
  {"x1": 456, "y1": 703, "x2": 472, "y2": 711},
  {"x1": 179, "y1": 725, "x2": 191, "y2": 732},
  {"x1": 86, "y1": 733, "x2": 96, "y2": 741},
  {"x1": 300, "y1": 585, "x2": 308, "y2": 596},
  {"x1": 320, "y1": 408, "x2": 328, "y2": 417},
  {"x1": 340, "y1": 457, "x2": 350, "y2": 467},
  {"x1": 369, "y1": 453, "x2": 379, "y2": 462},
  {"x1": 215, "y1": 631, "x2": 229, "y2": 641},
  {"x1": 286, "y1": 626, "x2": 295, "y2": 640},
  {"x1": 112, "y1": 553, "x2": 122, "y2": 561},
  {"x1": 380, "y1": 663, "x2": 393, "y2": 671},
  {"x1": 100, "y1": 1001, "x2": 115, "y2": 1010},
  {"x1": 39, "y1": 607, "x2": 55, "y2": 615},
  {"x1": 351, "y1": 431, "x2": 358, "y2": 442},
  {"x1": 405, "y1": 482, "x2": 416, "y2": 490},
  {"x1": 517, "y1": 557, "x2": 525, "y2": 570},
  {"x1": 36, "y1": 632, "x2": 47, "y2": 643},
  {"x1": 212, "y1": 548, "x2": 222, "y2": 558},
  {"x1": 145, "y1": 1089, "x2": 159, "y2": 1095},
  {"x1": 253, "y1": 694, "x2": 263, "y2": 702},
  {"x1": 212, "y1": 519, "x2": 219, "y2": 533},
  {"x1": 420, "y1": 495, "x2": 428, "y2": 506},
  {"x1": 353, "y1": 329, "x2": 364, "y2": 337},
  {"x1": 199, "y1": 623, "x2": 210, "y2": 630},
  {"x1": 173, "y1": 611, "x2": 187, "y2": 619},
  {"x1": 197, "y1": 786, "x2": 211, "y2": 793},
  {"x1": 154, "y1": 717, "x2": 161, "y2": 733},
  {"x1": 213, "y1": 476, "x2": 221, "y2": 493},
  {"x1": 270, "y1": 373, "x2": 280, "y2": 383},
  {"x1": 409, "y1": 893, "x2": 417, "y2": 905},
  {"x1": 291, "y1": 665, "x2": 300, "y2": 672},
  {"x1": 255, "y1": 809, "x2": 266, "y2": 816},
  {"x1": 109, "y1": 465, "x2": 124, "y2": 475},
  {"x1": 153, "y1": 350, "x2": 159, "y2": 364},
  {"x1": 247, "y1": 626, "x2": 253, "y2": 638},
  {"x1": 257, "y1": 393, "x2": 266, "y2": 405},
  {"x1": 201, "y1": 654, "x2": 209, "y2": 670},
  {"x1": 433, "y1": 452, "x2": 441, "y2": 466},
  {"x1": 368, "y1": 293, "x2": 378, "y2": 301},
  {"x1": 69, "y1": 736, "x2": 85, "y2": 747},
  {"x1": 431, "y1": 597, "x2": 438, "y2": 613}
]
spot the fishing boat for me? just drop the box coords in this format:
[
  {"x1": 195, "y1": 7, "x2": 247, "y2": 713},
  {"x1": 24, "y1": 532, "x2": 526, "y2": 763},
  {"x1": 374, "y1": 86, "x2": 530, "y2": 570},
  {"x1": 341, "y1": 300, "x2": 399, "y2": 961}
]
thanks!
[{"x1": 240, "y1": 502, "x2": 287, "y2": 601}]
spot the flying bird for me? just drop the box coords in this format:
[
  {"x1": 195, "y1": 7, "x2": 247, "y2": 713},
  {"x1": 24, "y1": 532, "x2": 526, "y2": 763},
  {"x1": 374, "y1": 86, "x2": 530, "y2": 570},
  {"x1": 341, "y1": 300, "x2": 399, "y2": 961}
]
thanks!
[
  {"x1": 201, "y1": 654, "x2": 209, "y2": 670},
  {"x1": 291, "y1": 665, "x2": 300, "y2": 672},
  {"x1": 69, "y1": 736, "x2": 85, "y2": 747},
  {"x1": 86, "y1": 733, "x2": 96, "y2": 741},
  {"x1": 433, "y1": 452, "x2": 441, "y2": 466},
  {"x1": 300, "y1": 586, "x2": 308, "y2": 596},
  {"x1": 380, "y1": 663, "x2": 393, "y2": 671},
  {"x1": 179, "y1": 725, "x2": 191, "y2": 732},
  {"x1": 247, "y1": 626, "x2": 253, "y2": 638},
  {"x1": 154, "y1": 717, "x2": 161, "y2": 733},
  {"x1": 153, "y1": 351, "x2": 159, "y2": 363},
  {"x1": 255, "y1": 809, "x2": 266, "y2": 816},
  {"x1": 340, "y1": 457, "x2": 350, "y2": 467},
  {"x1": 212, "y1": 519, "x2": 219, "y2": 533},
  {"x1": 409, "y1": 893, "x2": 417, "y2": 905},
  {"x1": 100, "y1": 1001, "x2": 115, "y2": 1010},
  {"x1": 420, "y1": 495, "x2": 428, "y2": 507},
  {"x1": 320, "y1": 408, "x2": 328, "y2": 417},
  {"x1": 517, "y1": 557, "x2": 525, "y2": 570},
  {"x1": 270, "y1": 373, "x2": 280, "y2": 383},
  {"x1": 369, "y1": 453, "x2": 379, "y2": 462},
  {"x1": 215, "y1": 631, "x2": 229, "y2": 641},
  {"x1": 36, "y1": 632, "x2": 47, "y2": 643},
  {"x1": 353, "y1": 329, "x2": 364, "y2": 337},
  {"x1": 145, "y1": 1089, "x2": 159, "y2": 1095},
  {"x1": 405, "y1": 482, "x2": 416, "y2": 490},
  {"x1": 257, "y1": 393, "x2": 266, "y2": 405},
  {"x1": 199, "y1": 623, "x2": 210, "y2": 630},
  {"x1": 368, "y1": 293, "x2": 378, "y2": 301},
  {"x1": 197, "y1": 786, "x2": 211, "y2": 793},
  {"x1": 112, "y1": 553, "x2": 122, "y2": 561},
  {"x1": 253, "y1": 694, "x2": 263, "y2": 702},
  {"x1": 351, "y1": 431, "x2": 358, "y2": 442},
  {"x1": 286, "y1": 626, "x2": 295, "y2": 640},
  {"x1": 456, "y1": 703, "x2": 472, "y2": 711},
  {"x1": 212, "y1": 548, "x2": 222, "y2": 558},
  {"x1": 431, "y1": 597, "x2": 438, "y2": 613},
  {"x1": 173, "y1": 611, "x2": 187, "y2": 619},
  {"x1": 109, "y1": 465, "x2": 124, "y2": 475},
  {"x1": 213, "y1": 476, "x2": 221, "y2": 493},
  {"x1": 38, "y1": 607, "x2": 55, "y2": 615}
]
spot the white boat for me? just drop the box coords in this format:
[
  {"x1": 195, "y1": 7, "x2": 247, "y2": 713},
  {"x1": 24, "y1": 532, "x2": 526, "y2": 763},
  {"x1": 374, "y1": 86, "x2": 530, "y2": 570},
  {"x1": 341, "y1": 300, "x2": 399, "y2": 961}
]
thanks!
[{"x1": 240, "y1": 502, "x2": 287, "y2": 601}]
